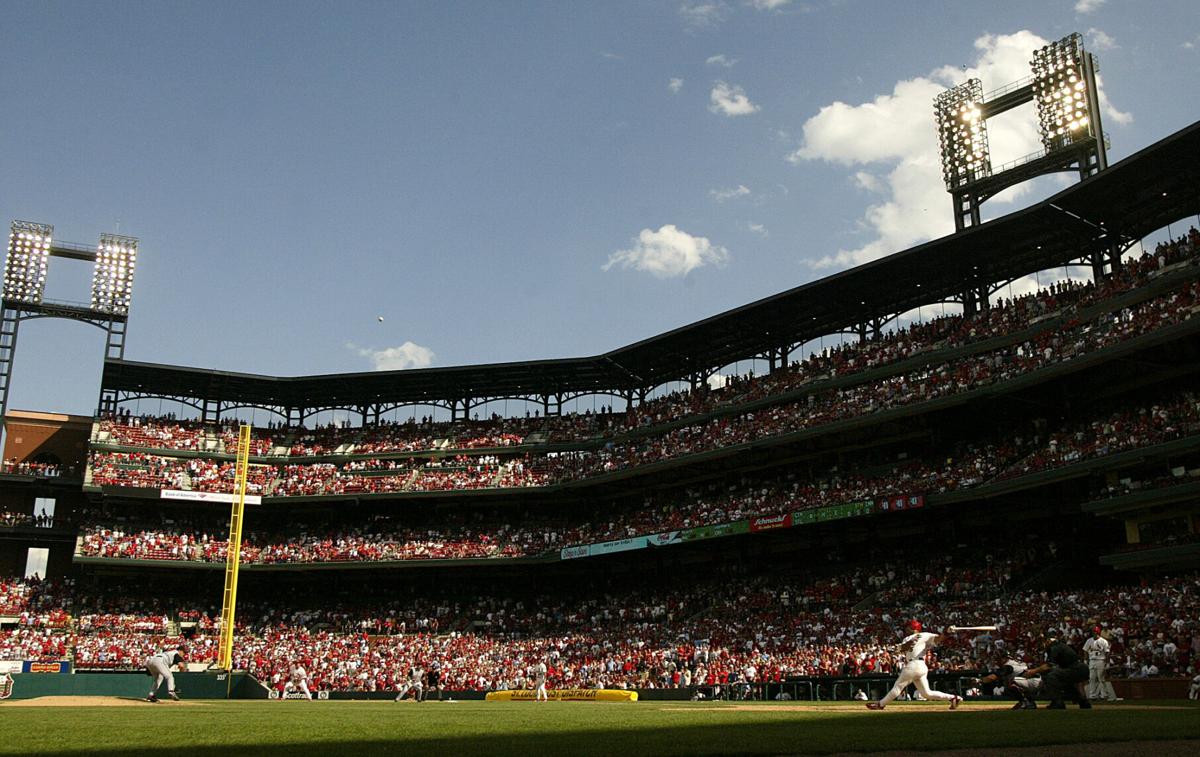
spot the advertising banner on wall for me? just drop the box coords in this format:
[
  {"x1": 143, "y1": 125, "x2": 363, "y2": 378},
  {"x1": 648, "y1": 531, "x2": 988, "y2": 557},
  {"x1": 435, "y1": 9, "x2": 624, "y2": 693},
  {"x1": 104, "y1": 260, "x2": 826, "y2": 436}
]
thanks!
[
  {"x1": 21, "y1": 660, "x2": 70, "y2": 674},
  {"x1": 749, "y1": 513, "x2": 793, "y2": 532},
  {"x1": 646, "y1": 531, "x2": 684, "y2": 547},
  {"x1": 680, "y1": 520, "x2": 750, "y2": 542},
  {"x1": 587, "y1": 537, "x2": 646, "y2": 558},
  {"x1": 162, "y1": 490, "x2": 262, "y2": 506},
  {"x1": 560, "y1": 545, "x2": 589, "y2": 560}
]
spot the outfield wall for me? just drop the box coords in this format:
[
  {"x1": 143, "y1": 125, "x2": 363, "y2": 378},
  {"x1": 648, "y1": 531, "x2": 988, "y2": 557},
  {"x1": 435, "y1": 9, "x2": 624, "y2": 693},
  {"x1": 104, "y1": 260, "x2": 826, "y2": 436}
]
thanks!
[{"x1": 6, "y1": 671, "x2": 265, "y2": 700}]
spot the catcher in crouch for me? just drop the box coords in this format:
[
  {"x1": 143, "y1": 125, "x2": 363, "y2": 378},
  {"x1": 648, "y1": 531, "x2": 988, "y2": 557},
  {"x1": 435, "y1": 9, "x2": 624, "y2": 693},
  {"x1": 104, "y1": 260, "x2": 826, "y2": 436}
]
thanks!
[{"x1": 867, "y1": 620, "x2": 962, "y2": 710}]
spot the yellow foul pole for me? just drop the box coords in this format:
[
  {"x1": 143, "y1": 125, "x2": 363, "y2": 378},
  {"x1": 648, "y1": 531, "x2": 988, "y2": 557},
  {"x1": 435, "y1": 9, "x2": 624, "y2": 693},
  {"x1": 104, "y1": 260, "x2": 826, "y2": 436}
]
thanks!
[{"x1": 217, "y1": 424, "x2": 251, "y2": 671}]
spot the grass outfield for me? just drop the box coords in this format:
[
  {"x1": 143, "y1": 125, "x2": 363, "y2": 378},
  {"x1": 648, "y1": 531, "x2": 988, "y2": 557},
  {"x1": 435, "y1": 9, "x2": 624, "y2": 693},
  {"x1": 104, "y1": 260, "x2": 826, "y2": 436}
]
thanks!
[{"x1": 1, "y1": 699, "x2": 1198, "y2": 756}]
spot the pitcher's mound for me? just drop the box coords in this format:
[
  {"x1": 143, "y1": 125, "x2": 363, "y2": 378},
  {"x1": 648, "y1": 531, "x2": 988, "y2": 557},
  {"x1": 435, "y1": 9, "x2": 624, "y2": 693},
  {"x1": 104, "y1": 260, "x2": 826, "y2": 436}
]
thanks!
[{"x1": 1, "y1": 695, "x2": 206, "y2": 707}]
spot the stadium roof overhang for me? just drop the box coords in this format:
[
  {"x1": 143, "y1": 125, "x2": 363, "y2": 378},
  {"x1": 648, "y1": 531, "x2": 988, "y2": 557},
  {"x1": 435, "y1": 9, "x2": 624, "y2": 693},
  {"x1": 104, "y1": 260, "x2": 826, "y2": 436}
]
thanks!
[{"x1": 102, "y1": 120, "x2": 1200, "y2": 411}]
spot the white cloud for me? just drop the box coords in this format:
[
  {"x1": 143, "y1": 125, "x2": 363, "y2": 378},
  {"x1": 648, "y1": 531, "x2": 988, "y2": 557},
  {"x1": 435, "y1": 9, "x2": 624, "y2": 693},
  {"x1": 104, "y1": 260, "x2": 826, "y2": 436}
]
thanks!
[
  {"x1": 600, "y1": 51, "x2": 624, "y2": 61},
  {"x1": 706, "y1": 54, "x2": 738, "y2": 67},
  {"x1": 706, "y1": 373, "x2": 731, "y2": 389},
  {"x1": 603, "y1": 225, "x2": 730, "y2": 278},
  {"x1": 1186, "y1": 35, "x2": 1198, "y2": 50},
  {"x1": 747, "y1": 222, "x2": 769, "y2": 237},
  {"x1": 749, "y1": 0, "x2": 791, "y2": 9},
  {"x1": 1074, "y1": 0, "x2": 1106, "y2": 13},
  {"x1": 680, "y1": 2, "x2": 728, "y2": 30},
  {"x1": 1097, "y1": 74, "x2": 1132, "y2": 125},
  {"x1": 668, "y1": 77, "x2": 685, "y2": 94},
  {"x1": 351, "y1": 341, "x2": 436, "y2": 371},
  {"x1": 709, "y1": 81, "x2": 760, "y2": 116},
  {"x1": 853, "y1": 171, "x2": 885, "y2": 194},
  {"x1": 1086, "y1": 28, "x2": 1118, "y2": 50},
  {"x1": 790, "y1": 30, "x2": 1128, "y2": 270},
  {"x1": 710, "y1": 184, "x2": 751, "y2": 202}
]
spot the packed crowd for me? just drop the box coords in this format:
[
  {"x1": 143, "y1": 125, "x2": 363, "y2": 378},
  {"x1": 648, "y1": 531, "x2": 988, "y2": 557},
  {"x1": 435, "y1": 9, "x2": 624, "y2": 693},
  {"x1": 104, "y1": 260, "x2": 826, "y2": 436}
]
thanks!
[
  {"x1": 0, "y1": 575, "x2": 72, "y2": 626},
  {"x1": 78, "y1": 517, "x2": 537, "y2": 564},
  {"x1": 1, "y1": 460, "x2": 72, "y2": 478},
  {"x1": 76, "y1": 388, "x2": 1200, "y2": 567},
  {"x1": 89, "y1": 232, "x2": 1199, "y2": 473},
  {"x1": 540, "y1": 277, "x2": 1200, "y2": 483},
  {"x1": 2, "y1": 561, "x2": 1196, "y2": 693},
  {"x1": 86, "y1": 249, "x2": 1200, "y2": 497}
]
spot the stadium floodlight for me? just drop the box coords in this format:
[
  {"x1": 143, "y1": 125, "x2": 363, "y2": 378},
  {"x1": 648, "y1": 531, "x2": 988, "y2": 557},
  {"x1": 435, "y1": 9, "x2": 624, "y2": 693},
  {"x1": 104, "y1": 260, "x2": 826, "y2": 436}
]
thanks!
[
  {"x1": 1031, "y1": 33, "x2": 1095, "y2": 153},
  {"x1": 3, "y1": 221, "x2": 53, "y2": 305},
  {"x1": 90, "y1": 233, "x2": 138, "y2": 315},
  {"x1": 934, "y1": 79, "x2": 991, "y2": 190}
]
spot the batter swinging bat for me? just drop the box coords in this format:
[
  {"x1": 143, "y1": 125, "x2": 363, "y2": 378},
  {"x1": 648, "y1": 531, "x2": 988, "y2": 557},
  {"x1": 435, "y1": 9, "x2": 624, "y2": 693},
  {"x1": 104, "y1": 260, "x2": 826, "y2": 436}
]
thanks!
[{"x1": 948, "y1": 625, "x2": 997, "y2": 632}]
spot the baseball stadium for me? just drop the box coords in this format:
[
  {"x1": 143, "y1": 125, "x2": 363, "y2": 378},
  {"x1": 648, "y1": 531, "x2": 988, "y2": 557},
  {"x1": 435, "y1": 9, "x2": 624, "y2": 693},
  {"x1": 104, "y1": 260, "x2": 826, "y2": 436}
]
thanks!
[{"x1": 3, "y1": 9, "x2": 1200, "y2": 757}]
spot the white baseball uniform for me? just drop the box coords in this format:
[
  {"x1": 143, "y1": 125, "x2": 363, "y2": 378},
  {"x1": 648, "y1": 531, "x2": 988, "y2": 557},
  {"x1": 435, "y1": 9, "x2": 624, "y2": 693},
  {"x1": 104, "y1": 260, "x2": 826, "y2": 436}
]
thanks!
[
  {"x1": 876, "y1": 632, "x2": 958, "y2": 707},
  {"x1": 289, "y1": 664, "x2": 313, "y2": 700},
  {"x1": 1082, "y1": 636, "x2": 1116, "y2": 701},
  {"x1": 534, "y1": 662, "x2": 548, "y2": 701},
  {"x1": 395, "y1": 667, "x2": 424, "y2": 701}
]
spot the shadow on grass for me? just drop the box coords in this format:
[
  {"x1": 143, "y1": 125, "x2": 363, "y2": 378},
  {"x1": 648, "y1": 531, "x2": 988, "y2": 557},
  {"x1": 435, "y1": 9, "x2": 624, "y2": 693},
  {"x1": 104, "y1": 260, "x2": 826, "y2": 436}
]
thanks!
[{"x1": 12, "y1": 710, "x2": 1200, "y2": 757}]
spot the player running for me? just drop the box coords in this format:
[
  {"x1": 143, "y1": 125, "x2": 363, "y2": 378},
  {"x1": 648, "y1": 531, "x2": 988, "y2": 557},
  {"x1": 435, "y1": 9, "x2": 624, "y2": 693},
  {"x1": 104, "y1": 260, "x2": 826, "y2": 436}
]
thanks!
[
  {"x1": 866, "y1": 620, "x2": 961, "y2": 710},
  {"x1": 145, "y1": 646, "x2": 187, "y2": 703}
]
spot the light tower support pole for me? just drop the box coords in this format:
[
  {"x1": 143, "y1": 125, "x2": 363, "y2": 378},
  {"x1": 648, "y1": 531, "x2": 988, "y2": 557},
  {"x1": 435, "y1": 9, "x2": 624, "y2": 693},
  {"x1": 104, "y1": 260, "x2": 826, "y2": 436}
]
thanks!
[{"x1": 217, "y1": 424, "x2": 252, "y2": 673}]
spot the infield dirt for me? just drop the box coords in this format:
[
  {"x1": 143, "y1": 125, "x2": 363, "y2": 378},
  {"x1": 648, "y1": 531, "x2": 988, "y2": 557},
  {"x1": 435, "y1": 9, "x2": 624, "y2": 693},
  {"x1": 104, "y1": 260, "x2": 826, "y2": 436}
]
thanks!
[{"x1": 0, "y1": 696, "x2": 206, "y2": 707}]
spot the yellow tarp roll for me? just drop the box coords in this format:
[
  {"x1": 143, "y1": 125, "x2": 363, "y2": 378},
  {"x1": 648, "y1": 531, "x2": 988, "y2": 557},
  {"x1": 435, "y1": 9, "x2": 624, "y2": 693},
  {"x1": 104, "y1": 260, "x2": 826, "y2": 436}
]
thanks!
[{"x1": 485, "y1": 688, "x2": 638, "y2": 702}]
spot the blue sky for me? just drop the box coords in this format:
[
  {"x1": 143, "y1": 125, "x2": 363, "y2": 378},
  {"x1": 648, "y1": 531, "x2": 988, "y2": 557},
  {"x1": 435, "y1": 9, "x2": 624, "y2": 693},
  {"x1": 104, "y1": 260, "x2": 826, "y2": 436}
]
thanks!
[{"x1": 2, "y1": 0, "x2": 1198, "y2": 417}]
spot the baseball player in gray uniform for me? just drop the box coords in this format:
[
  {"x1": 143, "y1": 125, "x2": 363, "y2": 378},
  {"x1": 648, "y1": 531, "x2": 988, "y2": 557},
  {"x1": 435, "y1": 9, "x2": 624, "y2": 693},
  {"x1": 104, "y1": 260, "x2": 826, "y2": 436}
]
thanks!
[{"x1": 145, "y1": 647, "x2": 187, "y2": 702}]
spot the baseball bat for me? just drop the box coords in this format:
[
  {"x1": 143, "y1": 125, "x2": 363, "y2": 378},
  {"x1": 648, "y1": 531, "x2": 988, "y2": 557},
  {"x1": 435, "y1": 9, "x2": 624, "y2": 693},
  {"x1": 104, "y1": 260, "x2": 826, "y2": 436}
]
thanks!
[{"x1": 948, "y1": 625, "x2": 997, "y2": 632}]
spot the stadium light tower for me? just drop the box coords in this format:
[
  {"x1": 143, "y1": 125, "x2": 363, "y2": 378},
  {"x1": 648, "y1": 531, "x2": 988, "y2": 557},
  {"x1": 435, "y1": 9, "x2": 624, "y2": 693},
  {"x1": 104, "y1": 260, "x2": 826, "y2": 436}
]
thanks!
[
  {"x1": 3, "y1": 222, "x2": 53, "y2": 306},
  {"x1": 936, "y1": 79, "x2": 992, "y2": 225},
  {"x1": 91, "y1": 233, "x2": 138, "y2": 315},
  {"x1": 1031, "y1": 32, "x2": 1105, "y2": 165},
  {"x1": 934, "y1": 32, "x2": 1107, "y2": 233},
  {"x1": 0, "y1": 220, "x2": 140, "y2": 422}
]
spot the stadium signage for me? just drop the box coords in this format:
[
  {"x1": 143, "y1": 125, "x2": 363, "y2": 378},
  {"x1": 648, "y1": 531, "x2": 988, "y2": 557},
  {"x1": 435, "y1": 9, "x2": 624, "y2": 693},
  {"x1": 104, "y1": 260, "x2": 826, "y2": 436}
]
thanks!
[
  {"x1": 749, "y1": 513, "x2": 792, "y2": 532},
  {"x1": 587, "y1": 537, "x2": 645, "y2": 557},
  {"x1": 485, "y1": 688, "x2": 638, "y2": 702},
  {"x1": 557, "y1": 494, "x2": 925, "y2": 562},
  {"x1": 22, "y1": 661, "x2": 70, "y2": 674},
  {"x1": 560, "y1": 545, "x2": 589, "y2": 560},
  {"x1": 647, "y1": 531, "x2": 683, "y2": 547},
  {"x1": 679, "y1": 520, "x2": 750, "y2": 542},
  {"x1": 874, "y1": 494, "x2": 924, "y2": 513},
  {"x1": 792, "y1": 500, "x2": 873, "y2": 525},
  {"x1": 161, "y1": 489, "x2": 262, "y2": 505}
]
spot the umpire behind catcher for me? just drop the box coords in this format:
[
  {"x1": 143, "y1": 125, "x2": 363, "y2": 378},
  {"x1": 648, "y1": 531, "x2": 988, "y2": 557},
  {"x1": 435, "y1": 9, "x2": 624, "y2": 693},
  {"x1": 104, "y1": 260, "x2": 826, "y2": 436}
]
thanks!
[{"x1": 1024, "y1": 629, "x2": 1092, "y2": 709}]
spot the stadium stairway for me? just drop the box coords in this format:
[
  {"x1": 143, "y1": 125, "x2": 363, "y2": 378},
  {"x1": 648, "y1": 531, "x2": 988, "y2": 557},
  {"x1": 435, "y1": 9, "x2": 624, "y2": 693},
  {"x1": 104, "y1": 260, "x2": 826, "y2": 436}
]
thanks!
[{"x1": 851, "y1": 591, "x2": 884, "y2": 613}]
